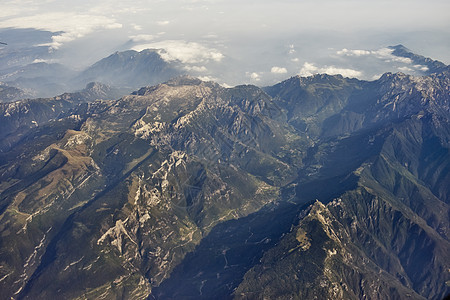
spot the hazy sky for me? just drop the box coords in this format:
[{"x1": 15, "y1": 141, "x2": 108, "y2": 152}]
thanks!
[{"x1": 1, "y1": 0, "x2": 449, "y2": 85}]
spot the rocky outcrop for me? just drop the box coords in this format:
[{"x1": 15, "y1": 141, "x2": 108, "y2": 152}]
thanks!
[{"x1": 0, "y1": 67, "x2": 448, "y2": 300}]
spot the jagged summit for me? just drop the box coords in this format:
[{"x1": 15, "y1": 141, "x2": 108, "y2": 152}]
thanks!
[
  {"x1": 130, "y1": 75, "x2": 217, "y2": 96},
  {"x1": 389, "y1": 44, "x2": 411, "y2": 52},
  {"x1": 164, "y1": 75, "x2": 205, "y2": 87},
  {"x1": 289, "y1": 73, "x2": 347, "y2": 82}
]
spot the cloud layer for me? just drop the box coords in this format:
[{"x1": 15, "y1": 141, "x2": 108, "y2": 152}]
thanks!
[
  {"x1": 271, "y1": 66, "x2": 288, "y2": 74},
  {"x1": 0, "y1": 0, "x2": 449, "y2": 86},
  {"x1": 337, "y1": 48, "x2": 412, "y2": 64},
  {"x1": 299, "y1": 62, "x2": 362, "y2": 78},
  {"x1": 0, "y1": 12, "x2": 122, "y2": 49},
  {"x1": 132, "y1": 40, "x2": 224, "y2": 64}
]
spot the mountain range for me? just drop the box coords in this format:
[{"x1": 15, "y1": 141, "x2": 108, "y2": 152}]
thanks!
[
  {"x1": 0, "y1": 44, "x2": 445, "y2": 101},
  {"x1": 0, "y1": 47, "x2": 448, "y2": 299},
  {"x1": 0, "y1": 49, "x2": 181, "y2": 99}
]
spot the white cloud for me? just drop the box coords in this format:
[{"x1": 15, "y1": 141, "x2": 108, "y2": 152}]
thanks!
[
  {"x1": 371, "y1": 74, "x2": 383, "y2": 80},
  {"x1": 251, "y1": 72, "x2": 260, "y2": 80},
  {"x1": 246, "y1": 72, "x2": 261, "y2": 81},
  {"x1": 86, "y1": 1, "x2": 152, "y2": 15},
  {"x1": 337, "y1": 47, "x2": 413, "y2": 64},
  {"x1": 0, "y1": 12, "x2": 122, "y2": 49},
  {"x1": 0, "y1": 0, "x2": 55, "y2": 18},
  {"x1": 336, "y1": 48, "x2": 371, "y2": 56},
  {"x1": 299, "y1": 62, "x2": 318, "y2": 76},
  {"x1": 288, "y1": 44, "x2": 296, "y2": 54},
  {"x1": 0, "y1": 6, "x2": 29, "y2": 18},
  {"x1": 398, "y1": 66, "x2": 413, "y2": 73},
  {"x1": 299, "y1": 62, "x2": 362, "y2": 78},
  {"x1": 131, "y1": 40, "x2": 224, "y2": 64},
  {"x1": 203, "y1": 33, "x2": 219, "y2": 39},
  {"x1": 157, "y1": 20, "x2": 170, "y2": 26},
  {"x1": 184, "y1": 65, "x2": 208, "y2": 72},
  {"x1": 32, "y1": 58, "x2": 58, "y2": 64},
  {"x1": 271, "y1": 66, "x2": 288, "y2": 74},
  {"x1": 197, "y1": 75, "x2": 218, "y2": 82},
  {"x1": 413, "y1": 64, "x2": 429, "y2": 71},
  {"x1": 130, "y1": 34, "x2": 155, "y2": 42},
  {"x1": 388, "y1": 56, "x2": 413, "y2": 64},
  {"x1": 132, "y1": 24, "x2": 143, "y2": 31},
  {"x1": 219, "y1": 82, "x2": 233, "y2": 88}
]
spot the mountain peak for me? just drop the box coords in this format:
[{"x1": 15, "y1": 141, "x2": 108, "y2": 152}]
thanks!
[
  {"x1": 387, "y1": 45, "x2": 447, "y2": 75},
  {"x1": 164, "y1": 75, "x2": 204, "y2": 87},
  {"x1": 388, "y1": 44, "x2": 411, "y2": 52},
  {"x1": 77, "y1": 49, "x2": 180, "y2": 91},
  {"x1": 130, "y1": 75, "x2": 210, "y2": 96},
  {"x1": 84, "y1": 81, "x2": 111, "y2": 91}
]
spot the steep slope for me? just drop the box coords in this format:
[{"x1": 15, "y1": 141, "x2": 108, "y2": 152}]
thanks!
[
  {"x1": 0, "y1": 65, "x2": 448, "y2": 300},
  {"x1": 236, "y1": 117, "x2": 450, "y2": 299},
  {"x1": 155, "y1": 71, "x2": 449, "y2": 299},
  {"x1": 235, "y1": 71, "x2": 450, "y2": 299},
  {"x1": 0, "y1": 76, "x2": 304, "y2": 299}
]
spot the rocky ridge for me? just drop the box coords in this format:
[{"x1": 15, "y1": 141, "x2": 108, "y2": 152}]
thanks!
[{"x1": 0, "y1": 66, "x2": 448, "y2": 300}]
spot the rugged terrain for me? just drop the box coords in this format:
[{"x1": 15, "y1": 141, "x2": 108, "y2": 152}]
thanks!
[{"x1": 0, "y1": 61, "x2": 448, "y2": 299}]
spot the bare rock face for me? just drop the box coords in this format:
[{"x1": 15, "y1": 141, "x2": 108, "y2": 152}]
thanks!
[{"x1": 0, "y1": 66, "x2": 448, "y2": 300}]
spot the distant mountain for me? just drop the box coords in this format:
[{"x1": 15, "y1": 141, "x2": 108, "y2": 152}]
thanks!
[
  {"x1": 0, "y1": 49, "x2": 181, "y2": 98},
  {"x1": 2, "y1": 45, "x2": 447, "y2": 100},
  {"x1": 76, "y1": 49, "x2": 181, "y2": 91},
  {"x1": 389, "y1": 44, "x2": 448, "y2": 75}
]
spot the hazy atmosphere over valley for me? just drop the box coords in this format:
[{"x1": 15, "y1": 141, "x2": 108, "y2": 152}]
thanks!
[
  {"x1": 0, "y1": 1, "x2": 449, "y2": 300},
  {"x1": 1, "y1": 0, "x2": 450, "y2": 87}
]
